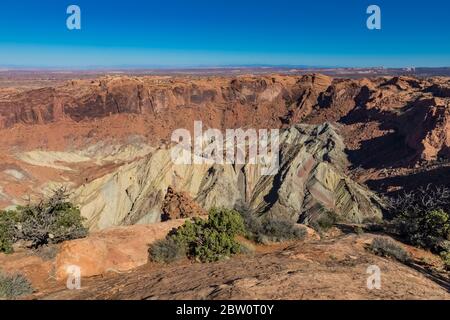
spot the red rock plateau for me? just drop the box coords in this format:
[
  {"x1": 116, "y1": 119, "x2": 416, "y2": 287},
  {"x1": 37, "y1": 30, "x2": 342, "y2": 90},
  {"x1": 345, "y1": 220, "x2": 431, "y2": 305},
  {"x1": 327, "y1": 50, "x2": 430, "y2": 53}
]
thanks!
[
  {"x1": 0, "y1": 73, "x2": 449, "y2": 300},
  {"x1": 0, "y1": 74, "x2": 448, "y2": 208}
]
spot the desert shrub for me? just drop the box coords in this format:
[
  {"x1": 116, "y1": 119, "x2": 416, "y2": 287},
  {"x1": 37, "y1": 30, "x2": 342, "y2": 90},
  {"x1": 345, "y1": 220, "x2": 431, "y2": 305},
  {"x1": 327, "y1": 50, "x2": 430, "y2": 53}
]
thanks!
[
  {"x1": 238, "y1": 240, "x2": 256, "y2": 255},
  {"x1": 0, "y1": 230, "x2": 13, "y2": 254},
  {"x1": 15, "y1": 188, "x2": 88, "y2": 248},
  {"x1": 393, "y1": 208, "x2": 450, "y2": 251},
  {"x1": 170, "y1": 218, "x2": 208, "y2": 247},
  {"x1": 0, "y1": 189, "x2": 87, "y2": 252},
  {"x1": 149, "y1": 237, "x2": 186, "y2": 263},
  {"x1": 309, "y1": 210, "x2": 339, "y2": 233},
  {"x1": 241, "y1": 211, "x2": 306, "y2": 244},
  {"x1": 150, "y1": 208, "x2": 246, "y2": 263},
  {"x1": 390, "y1": 185, "x2": 450, "y2": 216},
  {"x1": 370, "y1": 237, "x2": 411, "y2": 263},
  {"x1": 32, "y1": 245, "x2": 59, "y2": 261},
  {"x1": 390, "y1": 185, "x2": 450, "y2": 260},
  {"x1": 440, "y1": 251, "x2": 450, "y2": 270},
  {"x1": 239, "y1": 209, "x2": 262, "y2": 236},
  {"x1": 0, "y1": 211, "x2": 19, "y2": 254},
  {"x1": 354, "y1": 226, "x2": 365, "y2": 235},
  {"x1": 389, "y1": 186, "x2": 450, "y2": 267},
  {"x1": 0, "y1": 272, "x2": 34, "y2": 299},
  {"x1": 208, "y1": 207, "x2": 246, "y2": 235},
  {"x1": 390, "y1": 186, "x2": 450, "y2": 252},
  {"x1": 190, "y1": 227, "x2": 242, "y2": 262}
]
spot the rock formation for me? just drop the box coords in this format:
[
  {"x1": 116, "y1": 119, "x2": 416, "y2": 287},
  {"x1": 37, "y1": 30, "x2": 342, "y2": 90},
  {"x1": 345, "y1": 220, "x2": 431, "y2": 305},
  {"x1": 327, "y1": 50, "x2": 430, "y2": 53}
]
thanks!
[
  {"x1": 54, "y1": 219, "x2": 187, "y2": 280},
  {"x1": 161, "y1": 186, "x2": 206, "y2": 221},
  {"x1": 71, "y1": 122, "x2": 382, "y2": 230},
  {"x1": 0, "y1": 74, "x2": 449, "y2": 225}
]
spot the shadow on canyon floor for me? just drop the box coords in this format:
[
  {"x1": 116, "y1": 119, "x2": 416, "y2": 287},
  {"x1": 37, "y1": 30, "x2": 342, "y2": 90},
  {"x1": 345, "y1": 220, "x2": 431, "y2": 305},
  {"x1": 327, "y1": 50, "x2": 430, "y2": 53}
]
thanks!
[
  {"x1": 366, "y1": 165, "x2": 450, "y2": 196},
  {"x1": 346, "y1": 131, "x2": 415, "y2": 171}
]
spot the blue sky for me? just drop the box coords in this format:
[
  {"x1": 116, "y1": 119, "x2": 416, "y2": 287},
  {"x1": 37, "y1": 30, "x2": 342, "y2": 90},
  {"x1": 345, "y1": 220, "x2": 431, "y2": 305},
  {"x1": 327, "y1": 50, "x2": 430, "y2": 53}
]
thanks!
[{"x1": 0, "y1": 0, "x2": 449, "y2": 68}]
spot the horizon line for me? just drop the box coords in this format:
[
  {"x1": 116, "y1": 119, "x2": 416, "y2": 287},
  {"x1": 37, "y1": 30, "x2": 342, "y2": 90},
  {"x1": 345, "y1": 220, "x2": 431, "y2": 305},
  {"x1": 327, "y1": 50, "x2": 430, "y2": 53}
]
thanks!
[{"x1": 1, "y1": 65, "x2": 449, "y2": 71}]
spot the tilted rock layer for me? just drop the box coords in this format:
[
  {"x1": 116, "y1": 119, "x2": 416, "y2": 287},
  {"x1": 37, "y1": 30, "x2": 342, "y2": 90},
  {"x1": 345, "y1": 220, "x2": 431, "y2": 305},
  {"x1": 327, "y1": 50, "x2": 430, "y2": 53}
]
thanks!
[{"x1": 72, "y1": 123, "x2": 383, "y2": 230}]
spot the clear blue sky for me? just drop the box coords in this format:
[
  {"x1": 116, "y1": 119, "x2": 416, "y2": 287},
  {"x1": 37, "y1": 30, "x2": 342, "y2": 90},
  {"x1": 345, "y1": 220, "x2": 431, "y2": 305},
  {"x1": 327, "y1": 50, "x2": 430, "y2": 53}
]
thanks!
[{"x1": 0, "y1": 0, "x2": 449, "y2": 68}]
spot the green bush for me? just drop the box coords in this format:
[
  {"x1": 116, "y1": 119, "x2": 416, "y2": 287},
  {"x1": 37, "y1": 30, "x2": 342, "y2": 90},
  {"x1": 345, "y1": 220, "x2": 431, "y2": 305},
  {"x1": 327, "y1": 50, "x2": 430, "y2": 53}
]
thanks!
[
  {"x1": 150, "y1": 208, "x2": 310, "y2": 263},
  {"x1": 0, "y1": 211, "x2": 18, "y2": 254},
  {"x1": 0, "y1": 188, "x2": 88, "y2": 253},
  {"x1": 394, "y1": 208, "x2": 450, "y2": 252},
  {"x1": 191, "y1": 227, "x2": 242, "y2": 262},
  {"x1": 150, "y1": 208, "x2": 246, "y2": 263},
  {"x1": 390, "y1": 186, "x2": 450, "y2": 252},
  {"x1": 241, "y1": 212, "x2": 306, "y2": 244},
  {"x1": 370, "y1": 236, "x2": 411, "y2": 263},
  {"x1": 389, "y1": 187, "x2": 450, "y2": 267},
  {"x1": 208, "y1": 207, "x2": 246, "y2": 235},
  {"x1": 175, "y1": 209, "x2": 245, "y2": 262},
  {"x1": 440, "y1": 251, "x2": 450, "y2": 270},
  {"x1": 170, "y1": 218, "x2": 208, "y2": 253},
  {"x1": 0, "y1": 272, "x2": 34, "y2": 299}
]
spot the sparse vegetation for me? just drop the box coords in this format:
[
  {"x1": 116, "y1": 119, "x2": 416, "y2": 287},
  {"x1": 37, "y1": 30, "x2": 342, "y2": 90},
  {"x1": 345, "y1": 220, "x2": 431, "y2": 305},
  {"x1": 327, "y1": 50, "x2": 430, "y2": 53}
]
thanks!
[
  {"x1": 390, "y1": 185, "x2": 450, "y2": 217},
  {"x1": 0, "y1": 211, "x2": 18, "y2": 254},
  {"x1": 0, "y1": 188, "x2": 88, "y2": 253},
  {"x1": 390, "y1": 185, "x2": 450, "y2": 253},
  {"x1": 395, "y1": 207, "x2": 450, "y2": 251},
  {"x1": 149, "y1": 208, "x2": 246, "y2": 263},
  {"x1": 354, "y1": 226, "x2": 364, "y2": 235},
  {"x1": 370, "y1": 236, "x2": 411, "y2": 263},
  {"x1": 149, "y1": 237, "x2": 186, "y2": 263},
  {"x1": 238, "y1": 239, "x2": 256, "y2": 255},
  {"x1": 241, "y1": 211, "x2": 306, "y2": 244},
  {"x1": 309, "y1": 210, "x2": 339, "y2": 233},
  {"x1": 32, "y1": 245, "x2": 59, "y2": 261},
  {"x1": 0, "y1": 271, "x2": 34, "y2": 299},
  {"x1": 150, "y1": 207, "x2": 312, "y2": 264},
  {"x1": 440, "y1": 251, "x2": 450, "y2": 270}
]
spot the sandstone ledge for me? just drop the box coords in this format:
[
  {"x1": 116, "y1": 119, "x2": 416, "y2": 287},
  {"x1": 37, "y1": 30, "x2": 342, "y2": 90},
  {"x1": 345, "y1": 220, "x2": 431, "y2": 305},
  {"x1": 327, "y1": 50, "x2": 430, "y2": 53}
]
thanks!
[{"x1": 54, "y1": 219, "x2": 187, "y2": 280}]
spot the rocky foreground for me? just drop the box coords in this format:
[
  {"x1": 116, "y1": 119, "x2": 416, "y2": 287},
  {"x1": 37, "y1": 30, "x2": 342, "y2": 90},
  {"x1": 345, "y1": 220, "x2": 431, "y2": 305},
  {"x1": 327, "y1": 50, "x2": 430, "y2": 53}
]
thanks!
[
  {"x1": 1, "y1": 220, "x2": 448, "y2": 300},
  {"x1": 1, "y1": 213, "x2": 448, "y2": 300}
]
